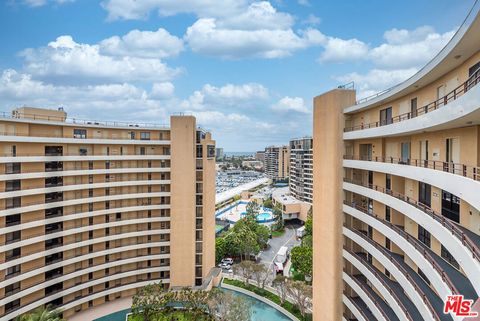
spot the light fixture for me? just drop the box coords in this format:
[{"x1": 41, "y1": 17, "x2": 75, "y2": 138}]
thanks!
[{"x1": 454, "y1": 54, "x2": 462, "y2": 59}]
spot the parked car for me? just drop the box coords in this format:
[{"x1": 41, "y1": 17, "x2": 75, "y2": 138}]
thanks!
[
  {"x1": 219, "y1": 262, "x2": 231, "y2": 270},
  {"x1": 221, "y1": 258, "x2": 234, "y2": 265}
]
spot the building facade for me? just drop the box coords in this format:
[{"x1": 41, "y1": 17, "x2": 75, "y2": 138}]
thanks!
[
  {"x1": 215, "y1": 148, "x2": 224, "y2": 161},
  {"x1": 264, "y1": 146, "x2": 290, "y2": 180},
  {"x1": 0, "y1": 107, "x2": 216, "y2": 320},
  {"x1": 289, "y1": 137, "x2": 313, "y2": 204},
  {"x1": 313, "y1": 4, "x2": 480, "y2": 321}
]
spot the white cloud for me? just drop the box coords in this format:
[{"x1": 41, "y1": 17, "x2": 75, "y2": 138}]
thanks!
[
  {"x1": 272, "y1": 96, "x2": 309, "y2": 113},
  {"x1": 369, "y1": 26, "x2": 455, "y2": 69},
  {"x1": 150, "y1": 82, "x2": 175, "y2": 99},
  {"x1": 101, "y1": 0, "x2": 248, "y2": 20},
  {"x1": 99, "y1": 28, "x2": 184, "y2": 59},
  {"x1": 336, "y1": 68, "x2": 418, "y2": 99},
  {"x1": 20, "y1": 35, "x2": 180, "y2": 83},
  {"x1": 297, "y1": 0, "x2": 310, "y2": 6},
  {"x1": 319, "y1": 37, "x2": 369, "y2": 63},
  {"x1": 303, "y1": 14, "x2": 321, "y2": 26},
  {"x1": 185, "y1": 18, "x2": 323, "y2": 59},
  {"x1": 22, "y1": 0, "x2": 73, "y2": 7},
  {"x1": 217, "y1": 2, "x2": 294, "y2": 31},
  {"x1": 181, "y1": 83, "x2": 269, "y2": 110}
]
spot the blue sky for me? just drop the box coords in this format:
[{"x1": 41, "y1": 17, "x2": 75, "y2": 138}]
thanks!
[{"x1": 0, "y1": 0, "x2": 474, "y2": 151}]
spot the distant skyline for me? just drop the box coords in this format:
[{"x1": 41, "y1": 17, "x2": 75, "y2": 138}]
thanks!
[{"x1": 0, "y1": 0, "x2": 475, "y2": 151}]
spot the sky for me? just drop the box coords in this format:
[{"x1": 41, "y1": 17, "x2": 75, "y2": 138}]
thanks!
[{"x1": 0, "y1": 0, "x2": 475, "y2": 151}]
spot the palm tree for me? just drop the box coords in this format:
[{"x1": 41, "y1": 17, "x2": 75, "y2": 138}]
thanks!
[{"x1": 17, "y1": 305, "x2": 65, "y2": 321}]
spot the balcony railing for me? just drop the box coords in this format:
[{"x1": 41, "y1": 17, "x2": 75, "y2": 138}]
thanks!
[
  {"x1": 344, "y1": 178, "x2": 480, "y2": 262},
  {"x1": 344, "y1": 271, "x2": 390, "y2": 321},
  {"x1": 344, "y1": 296, "x2": 370, "y2": 321},
  {"x1": 344, "y1": 223, "x2": 442, "y2": 321},
  {"x1": 344, "y1": 155, "x2": 480, "y2": 182},
  {"x1": 344, "y1": 248, "x2": 413, "y2": 320},
  {"x1": 345, "y1": 202, "x2": 459, "y2": 293},
  {"x1": 345, "y1": 68, "x2": 480, "y2": 132}
]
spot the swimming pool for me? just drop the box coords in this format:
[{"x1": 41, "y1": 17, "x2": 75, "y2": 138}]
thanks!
[{"x1": 92, "y1": 288, "x2": 294, "y2": 321}]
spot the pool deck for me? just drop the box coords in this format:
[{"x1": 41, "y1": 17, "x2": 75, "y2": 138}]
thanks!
[{"x1": 69, "y1": 296, "x2": 131, "y2": 321}]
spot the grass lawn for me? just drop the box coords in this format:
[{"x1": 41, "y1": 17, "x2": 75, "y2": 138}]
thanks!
[
  {"x1": 271, "y1": 229, "x2": 286, "y2": 237},
  {"x1": 223, "y1": 278, "x2": 312, "y2": 321},
  {"x1": 128, "y1": 310, "x2": 213, "y2": 321}
]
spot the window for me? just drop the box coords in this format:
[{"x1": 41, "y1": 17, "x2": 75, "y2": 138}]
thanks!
[
  {"x1": 385, "y1": 237, "x2": 391, "y2": 250},
  {"x1": 6, "y1": 248, "x2": 21, "y2": 261},
  {"x1": 442, "y1": 191, "x2": 460, "y2": 223},
  {"x1": 79, "y1": 147, "x2": 88, "y2": 156},
  {"x1": 418, "y1": 182, "x2": 431, "y2": 207},
  {"x1": 129, "y1": 132, "x2": 135, "y2": 140},
  {"x1": 196, "y1": 145, "x2": 203, "y2": 158},
  {"x1": 11, "y1": 145, "x2": 16, "y2": 157},
  {"x1": 410, "y1": 98, "x2": 417, "y2": 118},
  {"x1": 379, "y1": 107, "x2": 393, "y2": 126},
  {"x1": 73, "y1": 129, "x2": 87, "y2": 139},
  {"x1": 385, "y1": 206, "x2": 391, "y2": 222},
  {"x1": 6, "y1": 264, "x2": 21, "y2": 278},
  {"x1": 5, "y1": 299, "x2": 20, "y2": 313},
  {"x1": 45, "y1": 146, "x2": 63, "y2": 156},
  {"x1": 5, "y1": 163, "x2": 20, "y2": 174},
  {"x1": 45, "y1": 207, "x2": 63, "y2": 219},
  {"x1": 385, "y1": 174, "x2": 391, "y2": 191},
  {"x1": 207, "y1": 145, "x2": 215, "y2": 158},
  {"x1": 140, "y1": 132, "x2": 151, "y2": 140},
  {"x1": 418, "y1": 225, "x2": 431, "y2": 247},
  {"x1": 45, "y1": 176, "x2": 63, "y2": 187},
  {"x1": 116, "y1": 212, "x2": 121, "y2": 221},
  {"x1": 6, "y1": 231, "x2": 21, "y2": 244},
  {"x1": 441, "y1": 245, "x2": 460, "y2": 269},
  {"x1": 6, "y1": 214, "x2": 21, "y2": 226},
  {"x1": 6, "y1": 197, "x2": 21, "y2": 209},
  {"x1": 140, "y1": 147, "x2": 146, "y2": 155}
]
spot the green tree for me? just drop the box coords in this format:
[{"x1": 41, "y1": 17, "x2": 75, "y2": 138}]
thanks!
[
  {"x1": 272, "y1": 203, "x2": 284, "y2": 231},
  {"x1": 304, "y1": 207, "x2": 313, "y2": 237},
  {"x1": 286, "y1": 280, "x2": 312, "y2": 318},
  {"x1": 291, "y1": 246, "x2": 313, "y2": 277},
  {"x1": 17, "y1": 306, "x2": 65, "y2": 321},
  {"x1": 131, "y1": 282, "x2": 168, "y2": 321},
  {"x1": 245, "y1": 201, "x2": 260, "y2": 221},
  {"x1": 233, "y1": 260, "x2": 256, "y2": 284},
  {"x1": 272, "y1": 275, "x2": 288, "y2": 305},
  {"x1": 263, "y1": 197, "x2": 273, "y2": 209},
  {"x1": 207, "y1": 289, "x2": 252, "y2": 321},
  {"x1": 251, "y1": 263, "x2": 270, "y2": 289},
  {"x1": 215, "y1": 237, "x2": 227, "y2": 263}
]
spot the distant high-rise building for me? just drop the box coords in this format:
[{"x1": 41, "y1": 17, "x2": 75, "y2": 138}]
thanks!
[
  {"x1": 312, "y1": 5, "x2": 480, "y2": 321},
  {"x1": 289, "y1": 137, "x2": 313, "y2": 203},
  {"x1": 215, "y1": 147, "x2": 224, "y2": 160},
  {"x1": 0, "y1": 107, "x2": 217, "y2": 320},
  {"x1": 255, "y1": 151, "x2": 265, "y2": 163},
  {"x1": 264, "y1": 146, "x2": 289, "y2": 180}
]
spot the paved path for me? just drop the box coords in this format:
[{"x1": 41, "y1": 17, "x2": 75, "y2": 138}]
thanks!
[{"x1": 257, "y1": 224, "x2": 301, "y2": 281}]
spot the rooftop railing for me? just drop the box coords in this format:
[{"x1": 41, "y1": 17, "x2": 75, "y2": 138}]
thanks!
[
  {"x1": 0, "y1": 111, "x2": 169, "y2": 129},
  {"x1": 343, "y1": 178, "x2": 479, "y2": 263},
  {"x1": 344, "y1": 155, "x2": 480, "y2": 182},
  {"x1": 345, "y1": 68, "x2": 480, "y2": 132}
]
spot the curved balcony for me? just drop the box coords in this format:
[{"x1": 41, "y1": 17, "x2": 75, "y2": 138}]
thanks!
[
  {"x1": 0, "y1": 180, "x2": 170, "y2": 200},
  {"x1": 343, "y1": 179, "x2": 480, "y2": 294},
  {"x1": 344, "y1": 203, "x2": 477, "y2": 300},
  {"x1": 0, "y1": 230, "x2": 170, "y2": 271},
  {"x1": 0, "y1": 204, "x2": 169, "y2": 234},
  {"x1": 343, "y1": 156, "x2": 480, "y2": 211},
  {"x1": 1, "y1": 218, "x2": 170, "y2": 252},
  {"x1": 0, "y1": 254, "x2": 168, "y2": 306},
  {"x1": 343, "y1": 249, "x2": 415, "y2": 321},
  {"x1": 342, "y1": 272, "x2": 393, "y2": 321},
  {"x1": 0, "y1": 167, "x2": 171, "y2": 182},
  {"x1": 343, "y1": 225, "x2": 450, "y2": 321},
  {"x1": 1, "y1": 267, "x2": 169, "y2": 321},
  {"x1": 344, "y1": 69, "x2": 480, "y2": 140},
  {"x1": 343, "y1": 294, "x2": 373, "y2": 321},
  {"x1": 0, "y1": 191, "x2": 171, "y2": 217},
  {"x1": 0, "y1": 241, "x2": 169, "y2": 289},
  {"x1": 0, "y1": 154, "x2": 170, "y2": 163}
]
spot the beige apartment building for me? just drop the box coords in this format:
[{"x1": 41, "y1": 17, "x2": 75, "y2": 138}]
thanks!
[
  {"x1": 264, "y1": 145, "x2": 290, "y2": 180},
  {"x1": 313, "y1": 4, "x2": 480, "y2": 321},
  {"x1": 289, "y1": 137, "x2": 313, "y2": 204},
  {"x1": 0, "y1": 107, "x2": 216, "y2": 320}
]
